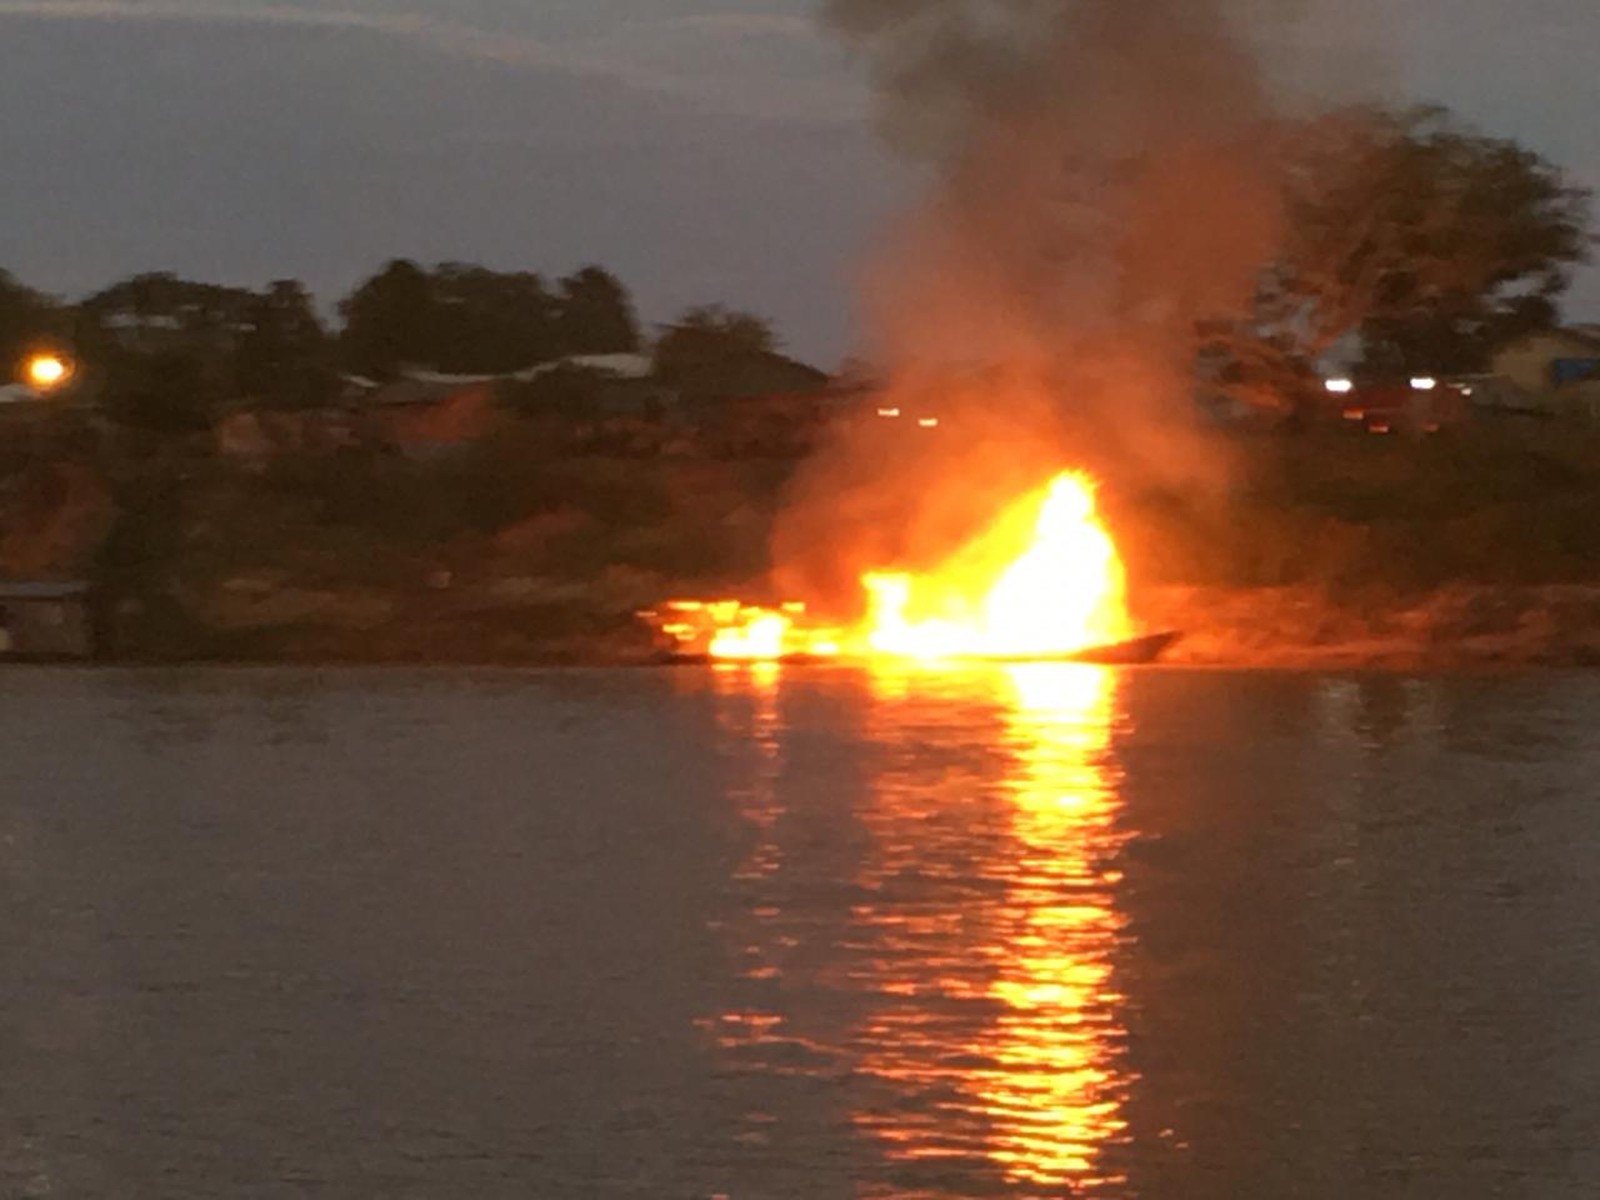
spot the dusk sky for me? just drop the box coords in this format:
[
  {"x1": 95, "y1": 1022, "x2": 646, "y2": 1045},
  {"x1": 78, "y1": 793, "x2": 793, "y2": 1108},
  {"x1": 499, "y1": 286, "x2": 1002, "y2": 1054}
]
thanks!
[{"x1": 1, "y1": 0, "x2": 1597, "y2": 366}]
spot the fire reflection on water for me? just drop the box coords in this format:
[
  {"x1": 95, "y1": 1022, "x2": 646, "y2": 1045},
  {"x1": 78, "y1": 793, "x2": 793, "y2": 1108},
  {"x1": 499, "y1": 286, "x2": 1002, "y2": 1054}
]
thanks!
[
  {"x1": 703, "y1": 662, "x2": 1134, "y2": 1195},
  {"x1": 972, "y1": 663, "x2": 1130, "y2": 1191}
]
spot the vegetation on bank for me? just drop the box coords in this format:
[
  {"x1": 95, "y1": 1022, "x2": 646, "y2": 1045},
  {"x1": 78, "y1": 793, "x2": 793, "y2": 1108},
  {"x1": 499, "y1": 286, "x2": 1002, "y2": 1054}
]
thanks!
[
  {"x1": 76, "y1": 427, "x2": 794, "y2": 660},
  {"x1": 7, "y1": 410, "x2": 1576, "y2": 663},
  {"x1": 1110, "y1": 422, "x2": 1600, "y2": 597},
  {"x1": 1, "y1": 393, "x2": 1599, "y2": 663}
]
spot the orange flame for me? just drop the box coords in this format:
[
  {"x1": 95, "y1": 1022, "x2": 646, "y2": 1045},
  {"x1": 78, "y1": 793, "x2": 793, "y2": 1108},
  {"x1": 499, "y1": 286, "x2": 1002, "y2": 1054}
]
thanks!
[
  {"x1": 647, "y1": 470, "x2": 1132, "y2": 662},
  {"x1": 861, "y1": 472, "x2": 1129, "y2": 660},
  {"x1": 643, "y1": 599, "x2": 843, "y2": 662}
]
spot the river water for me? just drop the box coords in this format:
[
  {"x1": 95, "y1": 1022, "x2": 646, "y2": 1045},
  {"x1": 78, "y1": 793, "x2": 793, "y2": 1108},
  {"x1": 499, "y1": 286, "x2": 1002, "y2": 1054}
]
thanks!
[{"x1": 3, "y1": 666, "x2": 1599, "y2": 1198}]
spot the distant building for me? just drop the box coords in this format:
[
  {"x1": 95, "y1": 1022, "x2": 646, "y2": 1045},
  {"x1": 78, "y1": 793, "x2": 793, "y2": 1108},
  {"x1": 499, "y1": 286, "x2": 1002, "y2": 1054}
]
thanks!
[
  {"x1": 332, "y1": 351, "x2": 842, "y2": 458},
  {"x1": 1489, "y1": 327, "x2": 1600, "y2": 420},
  {"x1": 669, "y1": 351, "x2": 839, "y2": 456},
  {"x1": 669, "y1": 350, "x2": 831, "y2": 409},
  {"x1": 339, "y1": 353, "x2": 654, "y2": 392},
  {"x1": 0, "y1": 581, "x2": 96, "y2": 660},
  {"x1": 365, "y1": 379, "x2": 499, "y2": 460},
  {"x1": 513, "y1": 353, "x2": 653, "y2": 383}
]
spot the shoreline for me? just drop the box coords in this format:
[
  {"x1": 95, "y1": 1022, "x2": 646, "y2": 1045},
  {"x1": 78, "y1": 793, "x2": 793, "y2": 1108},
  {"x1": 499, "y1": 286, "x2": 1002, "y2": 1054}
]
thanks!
[
  {"x1": 1135, "y1": 583, "x2": 1600, "y2": 671},
  {"x1": 14, "y1": 653, "x2": 1598, "y2": 673},
  {"x1": 69, "y1": 585, "x2": 1600, "y2": 672}
]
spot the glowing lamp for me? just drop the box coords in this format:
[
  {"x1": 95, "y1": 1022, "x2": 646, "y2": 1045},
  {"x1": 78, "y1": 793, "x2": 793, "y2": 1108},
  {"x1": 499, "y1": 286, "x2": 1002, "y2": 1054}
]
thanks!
[
  {"x1": 24, "y1": 353, "x2": 71, "y2": 392},
  {"x1": 1410, "y1": 376, "x2": 1437, "y2": 391},
  {"x1": 1323, "y1": 378, "x2": 1354, "y2": 394}
]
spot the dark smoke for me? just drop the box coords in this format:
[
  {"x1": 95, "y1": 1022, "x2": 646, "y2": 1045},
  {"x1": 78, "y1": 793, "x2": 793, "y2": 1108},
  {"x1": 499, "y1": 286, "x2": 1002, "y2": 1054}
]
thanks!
[
  {"x1": 772, "y1": 0, "x2": 1318, "y2": 610},
  {"x1": 827, "y1": 0, "x2": 1292, "y2": 381}
]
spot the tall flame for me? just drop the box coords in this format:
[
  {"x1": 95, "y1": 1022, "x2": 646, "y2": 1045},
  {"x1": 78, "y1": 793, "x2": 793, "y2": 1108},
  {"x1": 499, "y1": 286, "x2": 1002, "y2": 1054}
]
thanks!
[
  {"x1": 862, "y1": 472, "x2": 1129, "y2": 660},
  {"x1": 646, "y1": 469, "x2": 1132, "y2": 662}
]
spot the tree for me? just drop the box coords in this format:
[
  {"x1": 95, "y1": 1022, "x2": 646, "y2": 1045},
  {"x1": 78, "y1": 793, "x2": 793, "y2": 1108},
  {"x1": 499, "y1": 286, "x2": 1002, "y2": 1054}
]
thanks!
[
  {"x1": 236, "y1": 280, "x2": 333, "y2": 408},
  {"x1": 339, "y1": 261, "x2": 619, "y2": 375},
  {"x1": 555, "y1": 267, "x2": 639, "y2": 356},
  {"x1": 78, "y1": 272, "x2": 257, "y2": 426},
  {"x1": 1206, "y1": 106, "x2": 1594, "y2": 412},
  {"x1": 429, "y1": 263, "x2": 558, "y2": 373},
  {"x1": 653, "y1": 304, "x2": 777, "y2": 382},
  {"x1": 80, "y1": 272, "x2": 256, "y2": 342},
  {"x1": 337, "y1": 259, "x2": 437, "y2": 378},
  {"x1": 0, "y1": 270, "x2": 61, "y2": 377}
]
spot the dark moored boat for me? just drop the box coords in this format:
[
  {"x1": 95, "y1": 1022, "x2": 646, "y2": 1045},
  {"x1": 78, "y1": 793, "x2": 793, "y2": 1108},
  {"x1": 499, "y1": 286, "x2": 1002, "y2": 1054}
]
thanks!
[
  {"x1": 1050, "y1": 629, "x2": 1181, "y2": 665},
  {"x1": 662, "y1": 629, "x2": 1182, "y2": 667}
]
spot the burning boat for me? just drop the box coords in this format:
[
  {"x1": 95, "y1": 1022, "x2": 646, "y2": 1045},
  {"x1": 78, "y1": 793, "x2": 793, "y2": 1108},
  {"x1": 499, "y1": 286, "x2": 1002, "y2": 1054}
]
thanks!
[{"x1": 640, "y1": 470, "x2": 1179, "y2": 666}]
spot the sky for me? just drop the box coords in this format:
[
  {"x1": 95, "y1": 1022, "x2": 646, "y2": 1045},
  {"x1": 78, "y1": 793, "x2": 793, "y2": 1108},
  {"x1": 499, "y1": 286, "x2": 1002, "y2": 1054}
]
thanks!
[{"x1": 0, "y1": 0, "x2": 1597, "y2": 367}]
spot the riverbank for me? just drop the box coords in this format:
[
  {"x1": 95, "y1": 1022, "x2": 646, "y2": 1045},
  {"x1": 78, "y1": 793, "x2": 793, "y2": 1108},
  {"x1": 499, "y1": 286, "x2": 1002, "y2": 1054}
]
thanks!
[
  {"x1": 1138, "y1": 584, "x2": 1600, "y2": 669},
  {"x1": 5, "y1": 411, "x2": 1600, "y2": 669},
  {"x1": 98, "y1": 581, "x2": 1600, "y2": 669}
]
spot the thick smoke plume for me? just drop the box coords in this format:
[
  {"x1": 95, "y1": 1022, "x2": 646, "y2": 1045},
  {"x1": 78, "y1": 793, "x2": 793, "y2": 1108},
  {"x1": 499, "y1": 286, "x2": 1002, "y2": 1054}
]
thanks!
[{"x1": 772, "y1": 0, "x2": 1311, "y2": 611}]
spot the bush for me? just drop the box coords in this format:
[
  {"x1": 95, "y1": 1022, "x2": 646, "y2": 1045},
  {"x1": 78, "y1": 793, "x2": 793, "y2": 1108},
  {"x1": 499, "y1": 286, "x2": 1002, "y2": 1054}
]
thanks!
[{"x1": 1111, "y1": 425, "x2": 1600, "y2": 593}]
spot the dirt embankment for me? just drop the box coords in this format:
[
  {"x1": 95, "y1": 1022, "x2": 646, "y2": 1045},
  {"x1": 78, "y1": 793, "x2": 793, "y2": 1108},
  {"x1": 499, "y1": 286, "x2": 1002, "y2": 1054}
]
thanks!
[
  {"x1": 1137, "y1": 584, "x2": 1600, "y2": 669},
  {"x1": 181, "y1": 568, "x2": 666, "y2": 665},
  {"x1": 156, "y1": 579, "x2": 1600, "y2": 668},
  {"x1": 0, "y1": 462, "x2": 118, "y2": 580}
]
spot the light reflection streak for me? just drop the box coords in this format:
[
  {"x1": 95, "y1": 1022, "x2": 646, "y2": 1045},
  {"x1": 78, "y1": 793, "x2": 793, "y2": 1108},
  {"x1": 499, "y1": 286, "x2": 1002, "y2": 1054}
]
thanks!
[
  {"x1": 972, "y1": 663, "x2": 1130, "y2": 1191},
  {"x1": 847, "y1": 662, "x2": 1133, "y2": 1194},
  {"x1": 703, "y1": 663, "x2": 1134, "y2": 1196}
]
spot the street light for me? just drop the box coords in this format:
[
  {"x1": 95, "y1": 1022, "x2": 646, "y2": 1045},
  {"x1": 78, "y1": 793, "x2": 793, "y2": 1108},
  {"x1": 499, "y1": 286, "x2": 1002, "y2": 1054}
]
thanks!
[{"x1": 22, "y1": 352, "x2": 72, "y2": 394}]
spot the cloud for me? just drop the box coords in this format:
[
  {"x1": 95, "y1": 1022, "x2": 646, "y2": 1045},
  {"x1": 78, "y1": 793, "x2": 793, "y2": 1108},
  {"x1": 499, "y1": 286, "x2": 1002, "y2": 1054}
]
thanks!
[
  {"x1": 674, "y1": 12, "x2": 817, "y2": 38},
  {"x1": 0, "y1": 2, "x2": 560, "y2": 67},
  {"x1": 566, "y1": 9, "x2": 865, "y2": 123},
  {"x1": 0, "y1": 0, "x2": 860, "y2": 121}
]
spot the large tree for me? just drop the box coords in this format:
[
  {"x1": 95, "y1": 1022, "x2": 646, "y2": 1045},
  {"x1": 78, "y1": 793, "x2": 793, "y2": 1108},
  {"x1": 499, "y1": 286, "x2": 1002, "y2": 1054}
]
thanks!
[
  {"x1": 653, "y1": 304, "x2": 777, "y2": 382},
  {"x1": 78, "y1": 272, "x2": 259, "y2": 426},
  {"x1": 555, "y1": 266, "x2": 640, "y2": 356},
  {"x1": 235, "y1": 280, "x2": 333, "y2": 408},
  {"x1": 0, "y1": 270, "x2": 61, "y2": 377},
  {"x1": 74, "y1": 272, "x2": 333, "y2": 421},
  {"x1": 1207, "y1": 106, "x2": 1594, "y2": 412},
  {"x1": 79, "y1": 272, "x2": 256, "y2": 342},
  {"x1": 338, "y1": 261, "x2": 637, "y2": 376},
  {"x1": 337, "y1": 259, "x2": 436, "y2": 379},
  {"x1": 429, "y1": 263, "x2": 558, "y2": 374}
]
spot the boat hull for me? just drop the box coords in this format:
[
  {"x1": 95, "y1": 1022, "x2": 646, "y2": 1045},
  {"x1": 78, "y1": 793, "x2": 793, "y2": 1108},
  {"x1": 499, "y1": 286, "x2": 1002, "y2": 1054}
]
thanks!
[
  {"x1": 1056, "y1": 629, "x2": 1181, "y2": 665},
  {"x1": 661, "y1": 630, "x2": 1182, "y2": 667}
]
